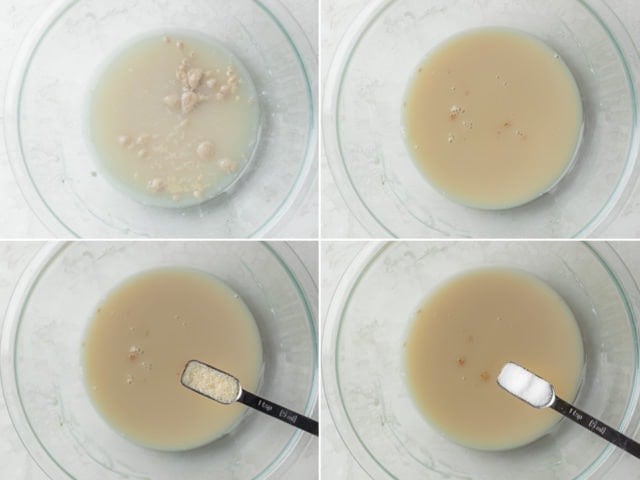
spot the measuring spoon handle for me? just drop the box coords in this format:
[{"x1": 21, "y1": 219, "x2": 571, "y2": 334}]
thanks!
[
  {"x1": 553, "y1": 396, "x2": 640, "y2": 459},
  {"x1": 239, "y1": 390, "x2": 318, "y2": 436}
]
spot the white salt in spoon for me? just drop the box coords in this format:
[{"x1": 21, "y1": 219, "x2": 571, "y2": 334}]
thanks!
[
  {"x1": 181, "y1": 360, "x2": 318, "y2": 436},
  {"x1": 497, "y1": 362, "x2": 640, "y2": 459}
]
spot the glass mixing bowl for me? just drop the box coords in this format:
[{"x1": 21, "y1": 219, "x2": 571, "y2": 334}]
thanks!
[
  {"x1": 5, "y1": 0, "x2": 317, "y2": 238},
  {"x1": 323, "y1": 0, "x2": 640, "y2": 238},
  {"x1": 323, "y1": 241, "x2": 640, "y2": 478},
  {"x1": 1, "y1": 241, "x2": 317, "y2": 479}
]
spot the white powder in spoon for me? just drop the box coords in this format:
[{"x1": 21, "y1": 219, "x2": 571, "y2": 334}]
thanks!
[
  {"x1": 497, "y1": 362, "x2": 555, "y2": 408},
  {"x1": 181, "y1": 360, "x2": 240, "y2": 404}
]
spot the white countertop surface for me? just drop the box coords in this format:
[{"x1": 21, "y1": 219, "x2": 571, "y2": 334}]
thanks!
[
  {"x1": 0, "y1": 0, "x2": 318, "y2": 239},
  {"x1": 0, "y1": 240, "x2": 318, "y2": 479},
  {"x1": 321, "y1": 240, "x2": 640, "y2": 479},
  {"x1": 320, "y1": 0, "x2": 640, "y2": 239}
]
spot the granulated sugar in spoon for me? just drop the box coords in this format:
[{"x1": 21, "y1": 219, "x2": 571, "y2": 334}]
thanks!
[
  {"x1": 181, "y1": 360, "x2": 318, "y2": 436},
  {"x1": 497, "y1": 361, "x2": 640, "y2": 459}
]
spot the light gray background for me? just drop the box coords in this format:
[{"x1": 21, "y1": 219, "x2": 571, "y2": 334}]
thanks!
[
  {"x1": 321, "y1": 240, "x2": 640, "y2": 478},
  {"x1": 321, "y1": 0, "x2": 640, "y2": 238},
  {"x1": 0, "y1": 0, "x2": 318, "y2": 239}
]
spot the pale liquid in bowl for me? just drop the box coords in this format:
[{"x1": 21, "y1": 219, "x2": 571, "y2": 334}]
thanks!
[
  {"x1": 89, "y1": 33, "x2": 260, "y2": 208},
  {"x1": 82, "y1": 268, "x2": 263, "y2": 451},
  {"x1": 404, "y1": 268, "x2": 584, "y2": 450},
  {"x1": 403, "y1": 28, "x2": 583, "y2": 209}
]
